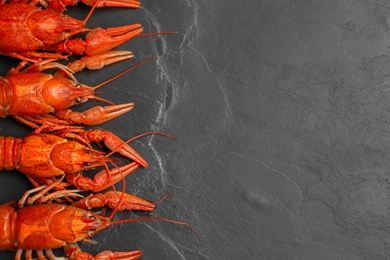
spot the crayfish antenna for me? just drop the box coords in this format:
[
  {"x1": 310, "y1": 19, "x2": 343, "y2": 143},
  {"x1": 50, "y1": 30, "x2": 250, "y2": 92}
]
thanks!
[
  {"x1": 92, "y1": 58, "x2": 157, "y2": 90},
  {"x1": 103, "y1": 159, "x2": 129, "y2": 220},
  {"x1": 89, "y1": 95, "x2": 115, "y2": 105},
  {"x1": 83, "y1": 0, "x2": 100, "y2": 24},
  {"x1": 102, "y1": 133, "x2": 176, "y2": 217},
  {"x1": 153, "y1": 194, "x2": 175, "y2": 205},
  {"x1": 138, "y1": 31, "x2": 179, "y2": 37},
  {"x1": 105, "y1": 132, "x2": 176, "y2": 159},
  {"x1": 99, "y1": 217, "x2": 201, "y2": 242}
]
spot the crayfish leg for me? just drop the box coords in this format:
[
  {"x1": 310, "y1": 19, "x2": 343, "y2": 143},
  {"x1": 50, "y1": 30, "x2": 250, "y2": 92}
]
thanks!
[
  {"x1": 1, "y1": 50, "x2": 68, "y2": 63},
  {"x1": 64, "y1": 243, "x2": 142, "y2": 260}
]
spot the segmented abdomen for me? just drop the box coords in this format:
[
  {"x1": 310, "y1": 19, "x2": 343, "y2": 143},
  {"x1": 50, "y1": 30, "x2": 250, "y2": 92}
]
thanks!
[
  {"x1": 0, "y1": 136, "x2": 22, "y2": 171},
  {"x1": 0, "y1": 78, "x2": 12, "y2": 118}
]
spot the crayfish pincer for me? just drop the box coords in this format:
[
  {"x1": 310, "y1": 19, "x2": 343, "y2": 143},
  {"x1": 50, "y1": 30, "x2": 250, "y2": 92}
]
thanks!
[
  {"x1": 0, "y1": 55, "x2": 154, "y2": 129},
  {"x1": 0, "y1": 180, "x2": 198, "y2": 259}
]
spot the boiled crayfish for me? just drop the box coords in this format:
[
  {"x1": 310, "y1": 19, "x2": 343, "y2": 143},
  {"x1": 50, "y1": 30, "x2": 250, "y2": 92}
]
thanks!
[
  {"x1": 0, "y1": 54, "x2": 154, "y2": 130},
  {"x1": 0, "y1": 0, "x2": 143, "y2": 61},
  {"x1": 0, "y1": 178, "x2": 197, "y2": 259},
  {"x1": 0, "y1": 181, "x2": 159, "y2": 260},
  {"x1": 0, "y1": 128, "x2": 153, "y2": 192}
]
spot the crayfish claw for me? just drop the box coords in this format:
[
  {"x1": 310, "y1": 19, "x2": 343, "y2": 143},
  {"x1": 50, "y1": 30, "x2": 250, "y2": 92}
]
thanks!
[
  {"x1": 43, "y1": 0, "x2": 140, "y2": 12},
  {"x1": 85, "y1": 129, "x2": 148, "y2": 167},
  {"x1": 48, "y1": 25, "x2": 143, "y2": 57},
  {"x1": 72, "y1": 191, "x2": 155, "y2": 212},
  {"x1": 66, "y1": 162, "x2": 140, "y2": 192},
  {"x1": 54, "y1": 102, "x2": 134, "y2": 126},
  {"x1": 83, "y1": 25, "x2": 143, "y2": 56},
  {"x1": 82, "y1": 103, "x2": 135, "y2": 125},
  {"x1": 60, "y1": 51, "x2": 135, "y2": 74}
]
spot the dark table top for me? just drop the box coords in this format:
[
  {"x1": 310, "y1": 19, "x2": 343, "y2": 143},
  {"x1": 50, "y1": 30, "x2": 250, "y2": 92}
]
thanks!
[{"x1": 1, "y1": 1, "x2": 390, "y2": 259}]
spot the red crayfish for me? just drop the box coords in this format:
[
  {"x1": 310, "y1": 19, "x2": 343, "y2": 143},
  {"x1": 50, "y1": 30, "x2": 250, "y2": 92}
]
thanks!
[
  {"x1": 0, "y1": 54, "x2": 154, "y2": 129},
  {"x1": 0, "y1": 0, "x2": 143, "y2": 61},
  {"x1": 0, "y1": 181, "x2": 196, "y2": 259},
  {"x1": 0, "y1": 128, "x2": 158, "y2": 192}
]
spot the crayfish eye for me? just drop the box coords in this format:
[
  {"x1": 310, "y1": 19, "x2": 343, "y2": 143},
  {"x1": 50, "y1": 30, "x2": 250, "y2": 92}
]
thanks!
[
  {"x1": 84, "y1": 162, "x2": 91, "y2": 167},
  {"x1": 76, "y1": 84, "x2": 82, "y2": 88},
  {"x1": 75, "y1": 97, "x2": 82, "y2": 103}
]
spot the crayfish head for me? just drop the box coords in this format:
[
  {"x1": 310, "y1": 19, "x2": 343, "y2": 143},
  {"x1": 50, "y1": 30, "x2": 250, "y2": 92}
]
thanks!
[
  {"x1": 50, "y1": 207, "x2": 110, "y2": 243},
  {"x1": 42, "y1": 77, "x2": 95, "y2": 110},
  {"x1": 28, "y1": 10, "x2": 85, "y2": 47},
  {"x1": 51, "y1": 140, "x2": 109, "y2": 174}
]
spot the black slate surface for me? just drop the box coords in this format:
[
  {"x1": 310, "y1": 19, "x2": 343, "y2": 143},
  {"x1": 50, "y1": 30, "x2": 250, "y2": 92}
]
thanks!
[{"x1": 2, "y1": 1, "x2": 390, "y2": 259}]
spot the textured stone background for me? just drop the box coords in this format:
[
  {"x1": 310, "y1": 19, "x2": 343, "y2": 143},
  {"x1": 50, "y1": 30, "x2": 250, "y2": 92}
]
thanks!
[{"x1": 1, "y1": 0, "x2": 390, "y2": 259}]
